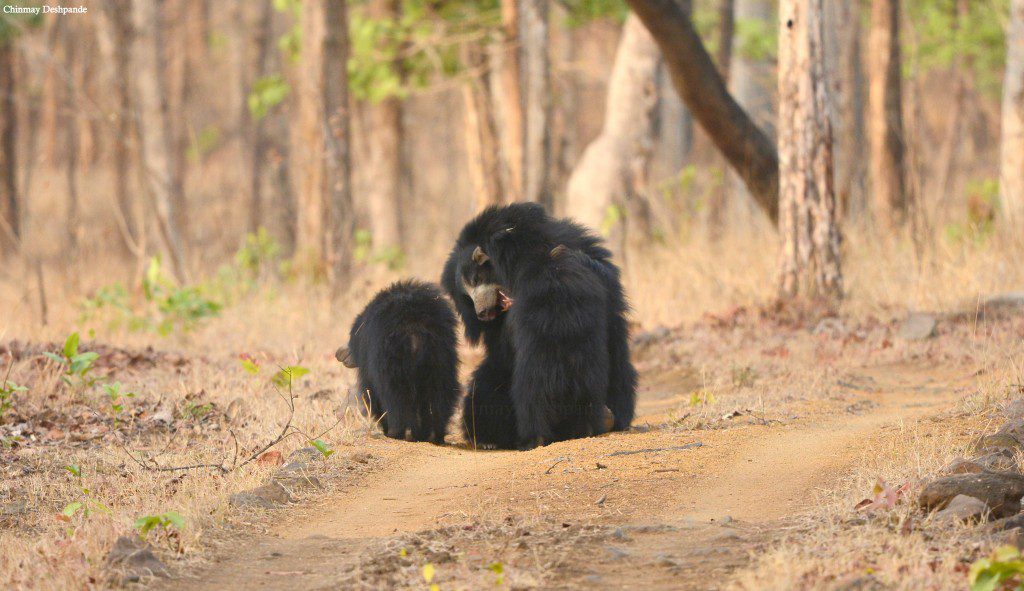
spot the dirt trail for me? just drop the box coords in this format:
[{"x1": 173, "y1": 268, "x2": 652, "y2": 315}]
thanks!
[{"x1": 169, "y1": 364, "x2": 969, "y2": 590}]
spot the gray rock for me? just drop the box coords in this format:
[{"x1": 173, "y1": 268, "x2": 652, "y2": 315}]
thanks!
[
  {"x1": 898, "y1": 313, "x2": 937, "y2": 340},
  {"x1": 948, "y1": 453, "x2": 1018, "y2": 475},
  {"x1": 982, "y1": 293, "x2": 1024, "y2": 311},
  {"x1": 933, "y1": 494, "x2": 988, "y2": 523},
  {"x1": 920, "y1": 473, "x2": 1024, "y2": 518},
  {"x1": 605, "y1": 546, "x2": 630, "y2": 560},
  {"x1": 984, "y1": 512, "x2": 1024, "y2": 533},
  {"x1": 229, "y1": 482, "x2": 293, "y2": 509},
  {"x1": 975, "y1": 433, "x2": 1024, "y2": 455},
  {"x1": 106, "y1": 536, "x2": 167, "y2": 581},
  {"x1": 830, "y1": 575, "x2": 884, "y2": 591},
  {"x1": 287, "y1": 447, "x2": 322, "y2": 464},
  {"x1": 610, "y1": 527, "x2": 631, "y2": 541}
]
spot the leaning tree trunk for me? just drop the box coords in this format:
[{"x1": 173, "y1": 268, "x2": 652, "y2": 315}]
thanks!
[
  {"x1": 625, "y1": 0, "x2": 779, "y2": 223},
  {"x1": 363, "y1": 0, "x2": 405, "y2": 254},
  {"x1": 130, "y1": 0, "x2": 188, "y2": 280},
  {"x1": 323, "y1": 0, "x2": 354, "y2": 283},
  {"x1": 1000, "y1": 0, "x2": 1024, "y2": 226},
  {"x1": 777, "y1": 0, "x2": 843, "y2": 301},
  {"x1": 62, "y1": 22, "x2": 81, "y2": 255},
  {"x1": 565, "y1": 14, "x2": 660, "y2": 249},
  {"x1": 867, "y1": 0, "x2": 907, "y2": 230},
  {"x1": 0, "y1": 40, "x2": 19, "y2": 255},
  {"x1": 521, "y1": 0, "x2": 552, "y2": 208}
]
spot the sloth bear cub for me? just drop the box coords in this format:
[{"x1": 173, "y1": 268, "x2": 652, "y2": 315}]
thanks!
[{"x1": 335, "y1": 280, "x2": 459, "y2": 444}]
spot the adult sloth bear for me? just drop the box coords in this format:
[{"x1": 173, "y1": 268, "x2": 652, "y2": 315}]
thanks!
[
  {"x1": 335, "y1": 281, "x2": 460, "y2": 444},
  {"x1": 443, "y1": 203, "x2": 637, "y2": 449}
]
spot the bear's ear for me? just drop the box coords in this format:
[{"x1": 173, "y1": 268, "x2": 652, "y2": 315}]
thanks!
[
  {"x1": 489, "y1": 225, "x2": 515, "y2": 243},
  {"x1": 472, "y1": 246, "x2": 489, "y2": 266}
]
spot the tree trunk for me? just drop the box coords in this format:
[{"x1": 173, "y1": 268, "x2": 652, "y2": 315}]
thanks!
[
  {"x1": 0, "y1": 41, "x2": 19, "y2": 255},
  {"x1": 1000, "y1": 0, "x2": 1024, "y2": 225},
  {"x1": 494, "y1": 0, "x2": 525, "y2": 202},
  {"x1": 777, "y1": 0, "x2": 843, "y2": 301},
  {"x1": 726, "y1": 0, "x2": 774, "y2": 222},
  {"x1": 867, "y1": 0, "x2": 907, "y2": 230},
  {"x1": 625, "y1": 0, "x2": 779, "y2": 223},
  {"x1": 292, "y1": 0, "x2": 326, "y2": 264},
  {"x1": 462, "y1": 45, "x2": 505, "y2": 211},
  {"x1": 363, "y1": 0, "x2": 405, "y2": 254},
  {"x1": 98, "y1": 0, "x2": 142, "y2": 257},
  {"x1": 825, "y1": 0, "x2": 866, "y2": 218},
  {"x1": 716, "y1": 0, "x2": 735, "y2": 78},
  {"x1": 62, "y1": 22, "x2": 81, "y2": 254},
  {"x1": 565, "y1": 14, "x2": 660, "y2": 244},
  {"x1": 521, "y1": 0, "x2": 551, "y2": 208},
  {"x1": 163, "y1": 0, "x2": 190, "y2": 241},
  {"x1": 246, "y1": 0, "x2": 273, "y2": 235},
  {"x1": 131, "y1": 0, "x2": 188, "y2": 280},
  {"x1": 323, "y1": 0, "x2": 354, "y2": 282}
]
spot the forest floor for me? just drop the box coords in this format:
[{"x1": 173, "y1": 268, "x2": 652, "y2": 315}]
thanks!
[{"x1": 1, "y1": 293, "x2": 1023, "y2": 590}]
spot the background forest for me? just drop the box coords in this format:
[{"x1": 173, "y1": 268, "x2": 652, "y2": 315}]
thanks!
[{"x1": 0, "y1": 0, "x2": 1021, "y2": 329}]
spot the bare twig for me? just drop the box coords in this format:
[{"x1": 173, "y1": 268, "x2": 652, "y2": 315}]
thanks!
[{"x1": 605, "y1": 442, "x2": 703, "y2": 457}]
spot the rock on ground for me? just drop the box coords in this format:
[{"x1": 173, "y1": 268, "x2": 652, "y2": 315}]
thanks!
[
  {"x1": 919, "y1": 473, "x2": 1024, "y2": 518},
  {"x1": 106, "y1": 535, "x2": 167, "y2": 581},
  {"x1": 897, "y1": 313, "x2": 937, "y2": 340},
  {"x1": 933, "y1": 494, "x2": 988, "y2": 523}
]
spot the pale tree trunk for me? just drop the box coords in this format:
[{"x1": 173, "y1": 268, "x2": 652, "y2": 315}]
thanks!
[
  {"x1": 131, "y1": 0, "x2": 188, "y2": 280},
  {"x1": 62, "y1": 21, "x2": 81, "y2": 254},
  {"x1": 462, "y1": 44, "x2": 505, "y2": 210},
  {"x1": 246, "y1": 0, "x2": 273, "y2": 234},
  {"x1": 0, "y1": 40, "x2": 19, "y2": 255},
  {"x1": 626, "y1": 0, "x2": 779, "y2": 222},
  {"x1": 97, "y1": 0, "x2": 142, "y2": 258},
  {"x1": 493, "y1": 0, "x2": 525, "y2": 202},
  {"x1": 363, "y1": 0, "x2": 405, "y2": 253},
  {"x1": 291, "y1": 0, "x2": 326, "y2": 264},
  {"x1": 1000, "y1": 0, "x2": 1024, "y2": 225},
  {"x1": 323, "y1": 0, "x2": 354, "y2": 282},
  {"x1": 566, "y1": 14, "x2": 660, "y2": 248},
  {"x1": 824, "y1": 0, "x2": 865, "y2": 218},
  {"x1": 777, "y1": 0, "x2": 843, "y2": 301},
  {"x1": 163, "y1": 0, "x2": 190, "y2": 240},
  {"x1": 522, "y1": 0, "x2": 551, "y2": 208},
  {"x1": 867, "y1": 0, "x2": 907, "y2": 230},
  {"x1": 716, "y1": 0, "x2": 735, "y2": 78},
  {"x1": 726, "y1": 0, "x2": 774, "y2": 223},
  {"x1": 707, "y1": 0, "x2": 735, "y2": 237}
]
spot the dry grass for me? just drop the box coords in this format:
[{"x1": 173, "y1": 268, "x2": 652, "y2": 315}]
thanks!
[{"x1": 0, "y1": 221, "x2": 1022, "y2": 589}]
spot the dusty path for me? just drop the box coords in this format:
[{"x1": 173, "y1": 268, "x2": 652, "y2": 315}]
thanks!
[{"x1": 168, "y1": 363, "x2": 969, "y2": 590}]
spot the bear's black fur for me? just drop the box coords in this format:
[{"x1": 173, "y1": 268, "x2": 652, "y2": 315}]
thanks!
[
  {"x1": 336, "y1": 280, "x2": 460, "y2": 444},
  {"x1": 444, "y1": 203, "x2": 637, "y2": 449}
]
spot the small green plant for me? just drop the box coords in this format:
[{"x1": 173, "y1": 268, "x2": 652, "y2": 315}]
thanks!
[
  {"x1": 689, "y1": 390, "x2": 716, "y2": 407},
  {"x1": 272, "y1": 365, "x2": 310, "y2": 389},
  {"x1": 134, "y1": 511, "x2": 186, "y2": 540},
  {"x1": 239, "y1": 354, "x2": 261, "y2": 375},
  {"x1": 44, "y1": 332, "x2": 101, "y2": 390},
  {"x1": 102, "y1": 381, "x2": 136, "y2": 420},
  {"x1": 59, "y1": 464, "x2": 111, "y2": 536},
  {"x1": 1, "y1": 363, "x2": 26, "y2": 422},
  {"x1": 969, "y1": 545, "x2": 1024, "y2": 591},
  {"x1": 487, "y1": 562, "x2": 505, "y2": 586},
  {"x1": 309, "y1": 438, "x2": 335, "y2": 459},
  {"x1": 142, "y1": 257, "x2": 223, "y2": 336},
  {"x1": 182, "y1": 400, "x2": 213, "y2": 422}
]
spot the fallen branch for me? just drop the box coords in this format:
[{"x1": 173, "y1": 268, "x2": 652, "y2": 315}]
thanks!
[{"x1": 606, "y1": 442, "x2": 703, "y2": 457}]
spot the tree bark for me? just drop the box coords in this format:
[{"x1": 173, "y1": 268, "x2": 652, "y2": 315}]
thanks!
[
  {"x1": 131, "y1": 0, "x2": 188, "y2": 280},
  {"x1": 777, "y1": 0, "x2": 843, "y2": 301},
  {"x1": 716, "y1": 0, "x2": 735, "y2": 78},
  {"x1": 462, "y1": 45, "x2": 505, "y2": 210},
  {"x1": 565, "y1": 14, "x2": 660, "y2": 244},
  {"x1": 1001, "y1": 0, "x2": 1024, "y2": 225},
  {"x1": 0, "y1": 40, "x2": 19, "y2": 254},
  {"x1": 292, "y1": 0, "x2": 325, "y2": 264},
  {"x1": 97, "y1": 0, "x2": 142, "y2": 257},
  {"x1": 62, "y1": 21, "x2": 81, "y2": 254},
  {"x1": 521, "y1": 0, "x2": 551, "y2": 208},
  {"x1": 867, "y1": 0, "x2": 907, "y2": 230},
  {"x1": 494, "y1": 0, "x2": 525, "y2": 202},
  {"x1": 625, "y1": 0, "x2": 779, "y2": 223},
  {"x1": 246, "y1": 0, "x2": 273, "y2": 235},
  {"x1": 323, "y1": 0, "x2": 354, "y2": 282},
  {"x1": 363, "y1": 0, "x2": 405, "y2": 253},
  {"x1": 825, "y1": 0, "x2": 866, "y2": 217}
]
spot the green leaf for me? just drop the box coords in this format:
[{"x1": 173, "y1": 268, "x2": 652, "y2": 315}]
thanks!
[
  {"x1": 65, "y1": 464, "x2": 81, "y2": 478},
  {"x1": 63, "y1": 332, "x2": 80, "y2": 358},
  {"x1": 272, "y1": 366, "x2": 310, "y2": 389},
  {"x1": 62, "y1": 502, "x2": 83, "y2": 517},
  {"x1": 309, "y1": 439, "x2": 335, "y2": 458},
  {"x1": 161, "y1": 511, "x2": 185, "y2": 529},
  {"x1": 134, "y1": 515, "x2": 159, "y2": 535},
  {"x1": 43, "y1": 352, "x2": 65, "y2": 365},
  {"x1": 240, "y1": 358, "x2": 260, "y2": 375}
]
